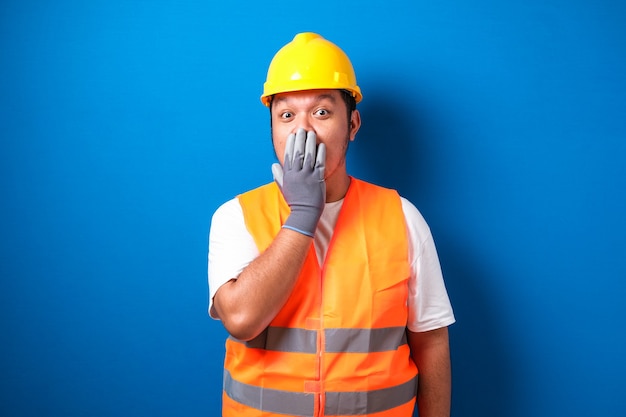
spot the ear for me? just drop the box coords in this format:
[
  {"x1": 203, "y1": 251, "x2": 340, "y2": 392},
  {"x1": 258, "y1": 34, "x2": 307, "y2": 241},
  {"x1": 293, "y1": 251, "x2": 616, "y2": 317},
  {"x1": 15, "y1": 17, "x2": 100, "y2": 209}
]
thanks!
[{"x1": 349, "y1": 109, "x2": 361, "y2": 142}]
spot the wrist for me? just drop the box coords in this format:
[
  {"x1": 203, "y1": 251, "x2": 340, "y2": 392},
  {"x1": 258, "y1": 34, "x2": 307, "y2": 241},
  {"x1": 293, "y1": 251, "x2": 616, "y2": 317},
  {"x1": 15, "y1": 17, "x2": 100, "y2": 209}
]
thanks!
[{"x1": 284, "y1": 206, "x2": 321, "y2": 237}]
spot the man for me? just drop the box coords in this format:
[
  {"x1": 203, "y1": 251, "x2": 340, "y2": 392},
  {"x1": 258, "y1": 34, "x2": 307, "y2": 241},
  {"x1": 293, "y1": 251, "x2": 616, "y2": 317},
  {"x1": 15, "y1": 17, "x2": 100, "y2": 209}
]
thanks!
[{"x1": 208, "y1": 32, "x2": 455, "y2": 417}]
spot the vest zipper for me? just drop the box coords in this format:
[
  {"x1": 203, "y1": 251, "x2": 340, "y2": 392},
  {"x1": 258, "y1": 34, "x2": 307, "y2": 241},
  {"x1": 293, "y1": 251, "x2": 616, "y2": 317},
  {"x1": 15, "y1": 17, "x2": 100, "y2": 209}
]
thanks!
[
  {"x1": 316, "y1": 191, "x2": 346, "y2": 416},
  {"x1": 317, "y1": 250, "x2": 325, "y2": 417},
  {"x1": 318, "y1": 228, "x2": 340, "y2": 417}
]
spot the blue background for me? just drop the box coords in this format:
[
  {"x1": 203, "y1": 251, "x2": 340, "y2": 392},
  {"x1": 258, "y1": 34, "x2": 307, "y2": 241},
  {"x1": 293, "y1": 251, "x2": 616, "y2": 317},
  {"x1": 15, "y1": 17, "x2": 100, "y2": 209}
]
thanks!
[{"x1": 1, "y1": 1, "x2": 625, "y2": 416}]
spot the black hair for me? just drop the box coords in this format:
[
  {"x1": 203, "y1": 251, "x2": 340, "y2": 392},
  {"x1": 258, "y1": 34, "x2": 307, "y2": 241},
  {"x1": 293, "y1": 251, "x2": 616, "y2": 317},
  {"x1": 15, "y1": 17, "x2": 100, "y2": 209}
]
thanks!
[{"x1": 339, "y1": 90, "x2": 357, "y2": 120}]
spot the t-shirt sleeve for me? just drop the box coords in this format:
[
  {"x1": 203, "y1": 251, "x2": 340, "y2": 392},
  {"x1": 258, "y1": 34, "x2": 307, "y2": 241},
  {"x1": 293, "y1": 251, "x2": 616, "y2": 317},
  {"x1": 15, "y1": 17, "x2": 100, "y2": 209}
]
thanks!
[
  {"x1": 402, "y1": 197, "x2": 456, "y2": 332},
  {"x1": 207, "y1": 198, "x2": 260, "y2": 319}
]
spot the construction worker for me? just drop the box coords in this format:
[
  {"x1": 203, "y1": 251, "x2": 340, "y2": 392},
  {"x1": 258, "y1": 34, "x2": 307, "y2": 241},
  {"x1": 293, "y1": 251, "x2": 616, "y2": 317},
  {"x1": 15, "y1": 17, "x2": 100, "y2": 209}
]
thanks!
[{"x1": 208, "y1": 32, "x2": 455, "y2": 417}]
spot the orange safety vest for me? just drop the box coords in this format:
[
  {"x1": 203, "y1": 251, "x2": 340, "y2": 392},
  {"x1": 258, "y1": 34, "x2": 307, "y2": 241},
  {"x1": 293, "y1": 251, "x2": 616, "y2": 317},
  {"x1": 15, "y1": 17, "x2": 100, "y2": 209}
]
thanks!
[{"x1": 223, "y1": 178, "x2": 418, "y2": 417}]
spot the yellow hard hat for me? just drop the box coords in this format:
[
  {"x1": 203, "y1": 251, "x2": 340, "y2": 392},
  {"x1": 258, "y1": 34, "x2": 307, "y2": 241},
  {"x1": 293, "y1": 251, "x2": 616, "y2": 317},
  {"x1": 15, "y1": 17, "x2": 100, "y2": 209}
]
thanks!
[{"x1": 261, "y1": 32, "x2": 362, "y2": 106}]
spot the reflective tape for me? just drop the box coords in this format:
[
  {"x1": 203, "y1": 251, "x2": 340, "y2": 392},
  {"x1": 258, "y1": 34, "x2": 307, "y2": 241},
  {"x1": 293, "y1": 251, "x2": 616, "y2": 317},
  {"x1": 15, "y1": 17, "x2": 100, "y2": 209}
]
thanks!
[
  {"x1": 230, "y1": 326, "x2": 407, "y2": 354},
  {"x1": 224, "y1": 370, "x2": 315, "y2": 416},
  {"x1": 325, "y1": 376, "x2": 417, "y2": 416},
  {"x1": 231, "y1": 327, "x2": 318, "y2": 353},
  {"x1": 224, "y1": 370, "x2": 418, "y2": 416},
  {"x1": 325, "y1": 327, "x2": 407, "y2": 353}
]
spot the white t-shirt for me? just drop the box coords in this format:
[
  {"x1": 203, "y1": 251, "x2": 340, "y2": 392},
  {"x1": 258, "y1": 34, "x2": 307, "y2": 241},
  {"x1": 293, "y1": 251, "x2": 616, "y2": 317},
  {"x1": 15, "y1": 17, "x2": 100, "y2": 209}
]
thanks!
[{"x1": 208, "y1": 195, "x2": 455, "y2": 333}]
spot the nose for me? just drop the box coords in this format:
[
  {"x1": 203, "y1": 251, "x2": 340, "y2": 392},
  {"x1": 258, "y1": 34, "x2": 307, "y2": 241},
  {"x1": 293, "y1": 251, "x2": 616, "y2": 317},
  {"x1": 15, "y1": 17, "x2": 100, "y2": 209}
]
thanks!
[{"x1": 293, "y1": 115, "x2": 315, "y2": 135}]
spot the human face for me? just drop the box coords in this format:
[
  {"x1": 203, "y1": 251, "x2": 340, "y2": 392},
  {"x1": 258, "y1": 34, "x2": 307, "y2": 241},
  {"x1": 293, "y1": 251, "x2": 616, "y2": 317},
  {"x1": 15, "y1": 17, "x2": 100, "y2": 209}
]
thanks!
[{"x1": 271, "y1": 89, "x2": 361, "y2": 194}]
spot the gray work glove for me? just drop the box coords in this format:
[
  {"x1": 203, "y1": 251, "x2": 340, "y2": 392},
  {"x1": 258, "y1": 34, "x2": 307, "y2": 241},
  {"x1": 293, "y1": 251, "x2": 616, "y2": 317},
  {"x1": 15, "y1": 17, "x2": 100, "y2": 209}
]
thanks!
[{"x1": 271, "y1": 128, "x2": 326, "y2": 237}]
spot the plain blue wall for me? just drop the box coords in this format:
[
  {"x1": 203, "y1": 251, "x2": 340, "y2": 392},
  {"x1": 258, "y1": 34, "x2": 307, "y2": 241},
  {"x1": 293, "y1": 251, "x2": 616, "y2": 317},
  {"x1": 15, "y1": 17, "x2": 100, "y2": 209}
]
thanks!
[{"x1": 1, "y1": 1, "x2": 625, "y2": 416}]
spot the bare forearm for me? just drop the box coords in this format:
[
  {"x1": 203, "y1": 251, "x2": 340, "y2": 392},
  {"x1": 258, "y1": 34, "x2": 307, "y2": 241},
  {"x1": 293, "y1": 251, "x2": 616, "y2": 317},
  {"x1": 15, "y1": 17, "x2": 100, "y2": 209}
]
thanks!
[
  {"x1": 408, "y1": 328, "x2": 452, "y2": 417},
  {"x1": 213, "y1": 228, "x2": 312, "y2": 340}
]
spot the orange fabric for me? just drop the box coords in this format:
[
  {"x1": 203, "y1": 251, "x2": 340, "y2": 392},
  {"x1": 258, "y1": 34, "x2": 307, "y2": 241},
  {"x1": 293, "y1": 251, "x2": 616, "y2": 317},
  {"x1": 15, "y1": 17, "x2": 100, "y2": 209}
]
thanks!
[{"x1": 224, "y1": 178, "x2": 417, "y2": 416}]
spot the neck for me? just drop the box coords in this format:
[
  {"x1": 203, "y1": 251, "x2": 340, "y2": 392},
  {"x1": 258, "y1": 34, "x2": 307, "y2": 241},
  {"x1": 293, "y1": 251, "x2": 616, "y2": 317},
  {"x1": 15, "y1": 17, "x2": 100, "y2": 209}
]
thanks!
[{"x1": 325, "y1": 174, "x2": 351, "y2": 203}]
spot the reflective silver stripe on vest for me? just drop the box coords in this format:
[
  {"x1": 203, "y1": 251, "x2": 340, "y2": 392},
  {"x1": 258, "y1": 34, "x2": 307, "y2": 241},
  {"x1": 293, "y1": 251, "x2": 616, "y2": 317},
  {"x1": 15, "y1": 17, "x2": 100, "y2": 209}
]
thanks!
[
  {"x1": 325, "y1": 327, "x2": 408, "y2": 353},
  {"x1": 224, "y1": 370, "x2": 418, "y2": 416},
  {"x1": 325, "y1": 376, "x2": 417, "y2": 416},
  {"x1": 230, "y1": 326, "x2": 407, "y2": 354},
  {"x1": 224, "y1": 370, "x2": 315, "y2": 416},
  {"x1": 230, "y1": 327, "x2": 317, "y2": 353}
]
